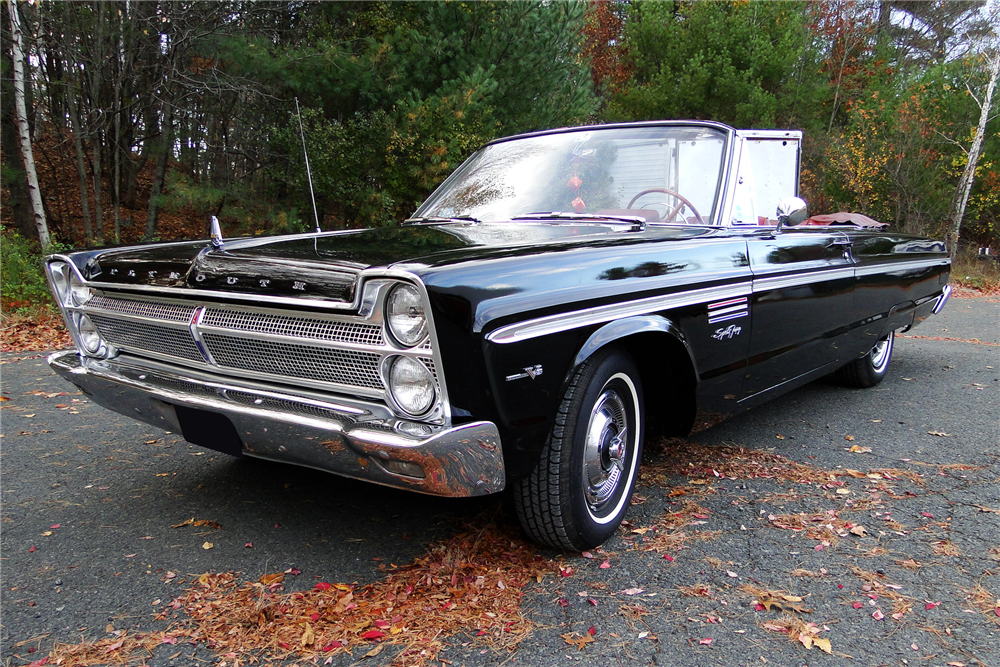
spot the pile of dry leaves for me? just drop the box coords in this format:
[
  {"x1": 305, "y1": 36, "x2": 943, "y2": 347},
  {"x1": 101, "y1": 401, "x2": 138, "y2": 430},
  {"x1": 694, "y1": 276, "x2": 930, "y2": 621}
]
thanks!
[
  {"x1": 1, "y1": 309, "x2": 72, "y2": 353},
  {"x1": 45, "y1": 519, "x2": 556, "y2": 667}
]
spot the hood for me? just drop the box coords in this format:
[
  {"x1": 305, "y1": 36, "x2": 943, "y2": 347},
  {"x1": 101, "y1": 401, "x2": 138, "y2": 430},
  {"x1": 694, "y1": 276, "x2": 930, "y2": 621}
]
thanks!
[{"x1": 83, "y1": 222, "x2": 716, "y2": 302}]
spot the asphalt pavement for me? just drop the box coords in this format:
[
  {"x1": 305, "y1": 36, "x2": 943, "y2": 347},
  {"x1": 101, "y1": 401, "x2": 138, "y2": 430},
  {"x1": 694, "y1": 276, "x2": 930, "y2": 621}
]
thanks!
[{"x1": 2, "y1": 295, "x2": 998, "y2": 667}]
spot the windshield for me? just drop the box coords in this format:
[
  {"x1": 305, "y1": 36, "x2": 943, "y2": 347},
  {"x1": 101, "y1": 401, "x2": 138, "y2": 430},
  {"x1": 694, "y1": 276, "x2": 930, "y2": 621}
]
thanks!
[{"x1": 414, "y1": 125, "x2": 729, "y2": 225}]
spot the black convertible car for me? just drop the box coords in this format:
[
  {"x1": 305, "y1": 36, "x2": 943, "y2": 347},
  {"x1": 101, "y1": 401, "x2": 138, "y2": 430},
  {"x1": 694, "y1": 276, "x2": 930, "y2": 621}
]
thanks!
[{"x1": 44, "y1": 121, "x2": 951, "y2": 549}]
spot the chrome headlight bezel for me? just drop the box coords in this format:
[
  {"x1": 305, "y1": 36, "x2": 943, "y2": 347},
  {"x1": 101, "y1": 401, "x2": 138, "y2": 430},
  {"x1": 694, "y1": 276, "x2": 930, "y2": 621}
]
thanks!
[
  {"x1": 75, "y1": 313, "x2": 106, "y2": 355},
  {"x1": 384, "y1": 282, "x2": 427, "y2": 347},
  {"x1": 47, "y1": 261, "x2": 73, "y2": 307},
  {"x1": 384, "y1": 355, "x2": 436, "y2": 417},
  {"x1": 69, "y1": 272, "x2": 94, "y2": 307}
]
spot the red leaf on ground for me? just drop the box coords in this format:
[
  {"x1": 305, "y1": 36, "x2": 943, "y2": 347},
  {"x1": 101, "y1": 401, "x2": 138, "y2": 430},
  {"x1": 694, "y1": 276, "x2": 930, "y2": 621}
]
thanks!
[
  {"x1": 27, "y1": 658, "x2": 47, "y2": 667},
  {"x1": 587, "y1": 626, "x2": 596, "y2": 636},
  {"x1": 286, "y1": 567, "x2": 301, "y2": 576},
  {"x1": 754, "y1": 603, "x2": 766, "y2": 611},
  {"x1": 599, "y1": 560, "x2": 611, "y2": 569},
  {"x1": 374, "y1": 619, "x2": 390, "y2": 629},
  {"x1": 314, "y1": 582, "x2": 332, "y2": 590},
  {"x1": 322, "y1": 642, "x2": 342, "y2": 651},
  {"x1": 663, "y1": 554, "x2": 674, "y2": 561},
  {"x1": 361, "y1": 630, "x2": 384, "y2": 640},
  {"x1": 558, "y1": 598, "x2": 569, "y2": 607},
  {"x1": 853, "y1": 602, "x2": 864, "y2": 609},
  {"x1": 921, "y1": 512, "x2": 934, "y2": 518},
  {"x1": 925, "y1": 602, "x2": 939, "y2": 610},
  {"x1": 560, "y1": 567, "x2": 574, "y2": 577},
  {"x1": 28, "y1": 546, "x2": 36, "y2": 553},
  {"x1": 699, "y1": 637, "x2": 713, "y2": 645}
]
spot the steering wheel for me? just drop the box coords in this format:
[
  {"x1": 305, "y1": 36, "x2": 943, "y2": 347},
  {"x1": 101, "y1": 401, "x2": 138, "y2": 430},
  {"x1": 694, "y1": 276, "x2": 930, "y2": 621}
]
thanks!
[{"x1": 627, "y1": 188, "x2": 705, "y2": 225}]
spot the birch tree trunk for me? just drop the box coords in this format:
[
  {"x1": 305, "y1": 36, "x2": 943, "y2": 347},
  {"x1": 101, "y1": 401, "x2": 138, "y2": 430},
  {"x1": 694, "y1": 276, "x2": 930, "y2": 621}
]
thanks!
[
  {"x1": 945, "y1": 51, "x2": 1000, "y2": 258},
  {"x1": 7, "y1": 0, "x2": 50, "y2": 247}
]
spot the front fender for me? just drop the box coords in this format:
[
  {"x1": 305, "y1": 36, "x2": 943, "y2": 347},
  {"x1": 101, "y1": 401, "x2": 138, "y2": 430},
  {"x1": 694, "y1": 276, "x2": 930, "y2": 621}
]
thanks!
[{"x1": 573, "y1": 315, "x2": 697, "y2": 372}]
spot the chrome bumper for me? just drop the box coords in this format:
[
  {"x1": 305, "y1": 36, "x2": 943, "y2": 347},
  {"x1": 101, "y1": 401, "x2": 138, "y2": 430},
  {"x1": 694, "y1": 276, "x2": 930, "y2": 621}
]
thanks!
[
  {"x1": 48, "y1": 351, "x2": 505, "y2": 497},
  {"x1": 932, "y1": 283, "x2": 952, "y2": 315}
]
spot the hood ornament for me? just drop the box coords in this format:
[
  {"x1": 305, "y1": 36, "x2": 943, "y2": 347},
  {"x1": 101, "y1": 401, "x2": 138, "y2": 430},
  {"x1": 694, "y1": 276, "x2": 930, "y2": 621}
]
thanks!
[{"x1": 210, "y1": 215, "x2": 224, "y2": 250}]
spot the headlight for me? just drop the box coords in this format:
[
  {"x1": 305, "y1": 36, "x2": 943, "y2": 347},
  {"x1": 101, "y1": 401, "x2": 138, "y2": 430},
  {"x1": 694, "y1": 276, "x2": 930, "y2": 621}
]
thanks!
[
  {"x1": 76, "y1": 314, "x2": 105, "y2": 355},
  {"x1": 48, "y1": 262, "x2": 72, "y2": 306},
  {"x1": 70, "y1": 272, "x2": 94, "y2": 306},
  {"x1": 385, "y1": 283, "x2": 426, "y2": 347},
  {"x1": 387, "y1": 356, "x2": 436, "y2": 416}
]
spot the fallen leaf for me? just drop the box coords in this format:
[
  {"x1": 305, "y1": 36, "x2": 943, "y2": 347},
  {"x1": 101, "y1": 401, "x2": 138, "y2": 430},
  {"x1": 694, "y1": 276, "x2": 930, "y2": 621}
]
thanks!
[
  {"x1": 699, "y1": 637, "x2": 713, "y2": 645},
  {"x1": 581, "y1": 551, "x2": 594, "y2": 559},
  {"x1": 301, "y1": 623, "x2": 315, "y2": 646},
  {"x1": 850, "y1": 526, "x2": 868, "y2": 536},
  {"x1": 28, "y1": 546, "x2": 36, "y2": 553},
  {"x1": 599, "y1": 560, "x2": 611, "y2": 569},
  {"x1": 925, "y1": 602, "x2": 939, "y2": 610},
  {"x1": 845, "y1": 435, "x2": 855, "y2": 441},
  {"x1": 927, "y1": 431, "x2": 950, "y2": 437},
  {"x1": 259, "y1": 573, "x2": 284, "y2": 586},
  {"x1": 849, "y1": 445, "x2": 872, "y2": 453},
  {"x1": 587, "y1": 626, "x2": 596, "y2": 636},
  {"x1": 171, "y1": 518, "x2": 194, "y2": 529},
  {"x1": 201, "y1": 542, "x2": 213, "y2": 550},
  {"x1": 921, "y1": 512, "x2": 934, "y2": 518},
  {"x1": 622, "y1": 588, "x2": 644, "y2": 595},
  {"x1": 798, "y1": 633, "x2": 813, "y2": 649},
  {"x1": 727, "y1": 570, "x2": 738, "y2": 578},
  {"x1": 872, "y1": 610, "x2": 884, "y2": 620},
  {"x1": 360, "y1": 630, "x2": 384, "y2": 640},
  {"x1": 813, "y1": 637, "x2": 832, "y2": 654},
  {"x1": 315, "y1": 582, "x2": 332, "y2": 591},
  {"x1": 561, "y1": 632, "x2": 594, "y2": 650}
]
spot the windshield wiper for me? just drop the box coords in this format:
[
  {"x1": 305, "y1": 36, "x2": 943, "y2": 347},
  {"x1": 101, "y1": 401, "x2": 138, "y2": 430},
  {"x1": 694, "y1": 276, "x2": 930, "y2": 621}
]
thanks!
[
  {"x1": 404, "y1": 215, "x2": 481, "y2": 225},
  {"x1": 512, "y1": 211, "x2": 646, "y2": 230}
]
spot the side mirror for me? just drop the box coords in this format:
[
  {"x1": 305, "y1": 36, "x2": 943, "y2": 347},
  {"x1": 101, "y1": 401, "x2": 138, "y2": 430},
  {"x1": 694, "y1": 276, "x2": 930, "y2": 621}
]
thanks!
[{"x1": 775, "y1": 197, "x2": 808, "y2": 232}]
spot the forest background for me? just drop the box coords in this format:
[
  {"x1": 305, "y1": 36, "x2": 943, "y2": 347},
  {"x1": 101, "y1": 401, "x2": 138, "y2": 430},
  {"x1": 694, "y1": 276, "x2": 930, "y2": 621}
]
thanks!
[{"x1": 2, "y1": 0, "x2": 999, "y2": 318}]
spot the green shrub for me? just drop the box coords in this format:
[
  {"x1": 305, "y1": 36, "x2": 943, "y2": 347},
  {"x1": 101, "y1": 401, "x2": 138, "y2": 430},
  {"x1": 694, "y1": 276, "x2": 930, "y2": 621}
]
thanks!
[{"x1": 1, "y1": 229, "x2": 54, "y2": 310}]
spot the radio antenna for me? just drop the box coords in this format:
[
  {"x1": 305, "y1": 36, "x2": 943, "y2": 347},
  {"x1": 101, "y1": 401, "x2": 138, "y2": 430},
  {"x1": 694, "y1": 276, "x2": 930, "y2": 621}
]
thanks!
[{"x1": 295, "y1": 97, "x2": 321, "y2": 234}]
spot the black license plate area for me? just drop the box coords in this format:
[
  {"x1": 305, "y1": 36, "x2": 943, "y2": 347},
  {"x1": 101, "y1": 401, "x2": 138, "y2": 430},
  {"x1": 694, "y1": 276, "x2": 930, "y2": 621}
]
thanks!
[{"x1": 173, "y1": 405, "x2": 244, "y2": 457}]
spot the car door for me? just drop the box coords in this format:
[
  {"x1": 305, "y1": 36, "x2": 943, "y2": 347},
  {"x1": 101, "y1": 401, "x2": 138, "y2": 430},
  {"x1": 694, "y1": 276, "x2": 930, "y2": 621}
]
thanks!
[{"x1": 741, "y1": 227, "x2": 855, "y2": 403}]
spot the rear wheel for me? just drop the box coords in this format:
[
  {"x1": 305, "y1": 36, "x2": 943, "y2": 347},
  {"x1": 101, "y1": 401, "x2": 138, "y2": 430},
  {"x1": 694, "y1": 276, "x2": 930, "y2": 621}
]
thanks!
[
  {"x1": 835, "y1": 332, "x2": 894, "y2": 388},
  {"x1": 514, "y1": 347, "x2": 644, "y2": 550}
]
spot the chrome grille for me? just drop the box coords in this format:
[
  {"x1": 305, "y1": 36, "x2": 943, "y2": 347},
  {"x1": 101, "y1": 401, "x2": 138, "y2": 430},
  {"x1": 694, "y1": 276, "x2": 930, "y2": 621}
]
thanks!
[
  {"x1": 202, "y1": 333, "x2": 383, "y2": 389},
  {"x1": 201, "y1": 308, "x2": 384, "y2": 346},
  {"x1": 90, "y1": 315, "x2": 204, "y2": 362},
  {"x1": 89, "y1": 295, "x2": 195, "y2": 323}
]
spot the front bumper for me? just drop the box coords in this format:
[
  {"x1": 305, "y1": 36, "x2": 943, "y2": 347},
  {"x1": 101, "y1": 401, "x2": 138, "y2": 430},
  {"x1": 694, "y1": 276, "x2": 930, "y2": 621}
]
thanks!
[{"x1": 48, "y1": 351, "x2": 505, "y2": 497}]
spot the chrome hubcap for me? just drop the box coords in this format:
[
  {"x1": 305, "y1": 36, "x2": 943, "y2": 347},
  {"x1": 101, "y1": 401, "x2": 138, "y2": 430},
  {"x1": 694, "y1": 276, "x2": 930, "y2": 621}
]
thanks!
[
  {"x1": 583, "y1": 389, "x2": 629, "y2": 510},
  {"x1": 871, "y1": 335, "x2": 892, "y2": 371}
]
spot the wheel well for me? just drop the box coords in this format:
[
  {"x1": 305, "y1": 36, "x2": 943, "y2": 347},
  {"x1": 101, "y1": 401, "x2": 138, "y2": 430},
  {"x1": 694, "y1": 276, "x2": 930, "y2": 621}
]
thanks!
[{"x1": 617, "y1": 332, "x2": 697, "y2": 438}]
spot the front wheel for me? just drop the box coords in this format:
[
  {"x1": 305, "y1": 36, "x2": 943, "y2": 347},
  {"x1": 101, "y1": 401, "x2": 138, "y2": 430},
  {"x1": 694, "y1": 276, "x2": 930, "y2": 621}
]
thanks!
[
  {"x1": 834, "y1": 332, "x2": 895, "y2": 388},
  {"x1": 514, "y1": 347, "x2": 644, "y2": 550}
]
